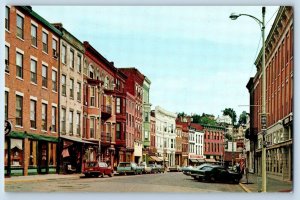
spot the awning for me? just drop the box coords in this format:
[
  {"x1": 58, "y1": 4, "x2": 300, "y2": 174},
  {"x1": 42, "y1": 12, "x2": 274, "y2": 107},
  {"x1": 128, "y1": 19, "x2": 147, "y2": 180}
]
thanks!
[
  {"x1": 205, "y1": 158, "x2": 217, "y2": 163},
  {"x1": 8, "y1": 131, "x2": 58, "y2": 142},
  {"x1": 60, "y1": 135, "x2": 96, "y2": 144},
  {"x1": 189, "y1": 159, "x2": 198, "y2": 163},
  {"x1": 197, "y1": 159, "x2": 205, "y2": 163},
  {"x1": 148, "y1": 156, "x2": 162, "y2": 162},
  {"x1": 157, "y1": 157, "x2": 168, "y2": 162}
]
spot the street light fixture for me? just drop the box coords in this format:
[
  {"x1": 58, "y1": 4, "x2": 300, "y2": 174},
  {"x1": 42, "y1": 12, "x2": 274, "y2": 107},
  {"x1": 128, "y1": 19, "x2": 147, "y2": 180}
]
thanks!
[{"x1": 229, "y1": 7, "x2": 267, "y2": 192}]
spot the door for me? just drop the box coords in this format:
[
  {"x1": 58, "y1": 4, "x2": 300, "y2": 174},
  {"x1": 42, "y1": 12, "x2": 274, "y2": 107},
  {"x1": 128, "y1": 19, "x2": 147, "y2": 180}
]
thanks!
[{"x1": 38, "y1": 141, "x2": 48, "y2": 174}]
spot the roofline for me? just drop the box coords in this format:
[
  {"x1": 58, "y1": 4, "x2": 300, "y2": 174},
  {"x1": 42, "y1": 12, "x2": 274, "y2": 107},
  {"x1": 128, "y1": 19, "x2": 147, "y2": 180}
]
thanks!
[{"x1": 19, "y1": 6, "x2": 62, "y2": 36}]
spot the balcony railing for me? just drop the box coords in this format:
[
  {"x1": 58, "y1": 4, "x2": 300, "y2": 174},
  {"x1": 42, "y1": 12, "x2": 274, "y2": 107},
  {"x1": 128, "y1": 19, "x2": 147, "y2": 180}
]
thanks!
[{"x1": 101, "y1": 105, "x2": 112, "y2": 115}]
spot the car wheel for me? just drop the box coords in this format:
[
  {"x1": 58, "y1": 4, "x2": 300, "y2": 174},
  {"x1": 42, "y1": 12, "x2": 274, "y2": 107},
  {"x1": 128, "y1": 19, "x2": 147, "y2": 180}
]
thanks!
[
  {"x1": 101, "y1": 173, "x2": 104, "y2": 178},
  {"x1": 233, "y1": 178, "x2": 240, "y2": 184},
  {"x1": 210, "y1": 175, "x2": 216, "y2": 182},
  {"x1": 108, "y1": 172, "x2": 114, "y2": 177}
]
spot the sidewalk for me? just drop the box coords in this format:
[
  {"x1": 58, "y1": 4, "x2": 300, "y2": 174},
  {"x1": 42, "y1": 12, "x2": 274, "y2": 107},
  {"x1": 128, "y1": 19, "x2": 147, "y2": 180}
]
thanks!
[
  {"x1": 239, "y1": 173, "x2": 293, "y2": 193},
  {"x1": 5, "y1": 173, "x2": 82, "y2": 184}
]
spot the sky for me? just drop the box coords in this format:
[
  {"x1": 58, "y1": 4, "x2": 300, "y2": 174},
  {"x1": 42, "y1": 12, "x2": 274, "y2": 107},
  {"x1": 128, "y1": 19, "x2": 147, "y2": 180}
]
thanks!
[{"x1": 33, "y1": 6, "x2": 279, "y2": 118}]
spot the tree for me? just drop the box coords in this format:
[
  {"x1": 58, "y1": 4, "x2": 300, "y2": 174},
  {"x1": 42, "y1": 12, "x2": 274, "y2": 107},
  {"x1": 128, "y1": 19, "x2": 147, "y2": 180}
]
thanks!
[
  {"x1": 192, "y1": 113, "x2": 217, "y2": 126},
  {"x1": 223, "y1": 108, "x2": 237, "y2": 125},
  {"x1": 177, "y1": 112, "x2": 186, "y2": 118},
  {"x1": 238, "y1": 111, "x2": 248, "y2": 125}
]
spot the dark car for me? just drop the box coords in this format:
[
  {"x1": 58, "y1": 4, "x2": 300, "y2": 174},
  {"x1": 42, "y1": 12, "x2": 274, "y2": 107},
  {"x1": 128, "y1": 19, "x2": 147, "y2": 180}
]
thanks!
[
  {"x1": 148, "y1": 164, "x2": 160, "y2": 173},
  {"x1": 82, "y1": 161, "x2": 114, "y2": 178},
  {"x1": 191, "y1": 165, "x2": 242, "y2": 184}
]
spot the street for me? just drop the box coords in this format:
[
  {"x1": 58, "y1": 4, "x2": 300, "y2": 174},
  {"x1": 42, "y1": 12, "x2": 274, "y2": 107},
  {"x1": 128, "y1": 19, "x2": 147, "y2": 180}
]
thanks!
[{"x1": 5, "y1": 172, "x2": 244, "y2": 192}]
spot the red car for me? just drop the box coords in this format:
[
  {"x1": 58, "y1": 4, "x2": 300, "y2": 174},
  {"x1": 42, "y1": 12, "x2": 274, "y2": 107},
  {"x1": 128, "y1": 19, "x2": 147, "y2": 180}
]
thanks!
[{"x1": 83, "y1": 161, "x2": 114, "y2": 178}]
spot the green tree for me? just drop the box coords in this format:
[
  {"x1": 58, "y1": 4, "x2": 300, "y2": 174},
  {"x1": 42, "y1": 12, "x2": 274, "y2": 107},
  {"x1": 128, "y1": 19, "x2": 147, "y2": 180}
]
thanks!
[
  {"x1": 177, "y1": 112, "x2": 186, "y2": 118},
  {"x1": 238, "y1": 111, "x2": 248, "y2": 125},
  {"x1": 192, "y1": 113, "x2": 217, "y2": 126},
  {"x1": 223, "y1": 108, "x2": 237, "y2": 125}
]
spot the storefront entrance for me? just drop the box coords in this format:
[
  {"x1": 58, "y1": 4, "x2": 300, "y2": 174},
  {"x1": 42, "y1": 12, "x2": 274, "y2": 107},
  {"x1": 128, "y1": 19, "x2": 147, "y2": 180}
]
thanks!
[{"x1": 37, "y1": 141, "x2": 48, "y2": 174}]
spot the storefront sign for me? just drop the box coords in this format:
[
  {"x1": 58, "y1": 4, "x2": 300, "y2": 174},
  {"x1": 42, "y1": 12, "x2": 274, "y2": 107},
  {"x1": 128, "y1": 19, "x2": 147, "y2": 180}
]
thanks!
[
  {"x1": 5, "y1": 120, "x2": 12, "y2": 135},
  {"x1": 189, "y1": 154, "x2": 203, "y2": 159}
]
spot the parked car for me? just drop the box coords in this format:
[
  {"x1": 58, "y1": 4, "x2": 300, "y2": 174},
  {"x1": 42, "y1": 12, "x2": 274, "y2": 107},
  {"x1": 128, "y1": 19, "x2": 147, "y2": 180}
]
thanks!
[
  {"x1": 168, "y1": 165, "x2": 181, "y2": 172},
  {"x1": 156, "y1": 164, "x2": 164, "y2": 173},
  {"x1": 148, "y1": 164, "x2": 160, "y2": 173},
  {"x1": 139, "y1": 162, "x2": 152, "y2": 174},
  {"x1": 117, "y1": 162, "x2": 143, "y2": 175},
  {"x1": 82, "y1": 161, "x2": 114, "y2": 178},
  {"x1": 190, "y1": 165, "x2": 242, "y2": 184},
  {"x1": 181, "y1": 166, "x2": 195, "y2": 175}
]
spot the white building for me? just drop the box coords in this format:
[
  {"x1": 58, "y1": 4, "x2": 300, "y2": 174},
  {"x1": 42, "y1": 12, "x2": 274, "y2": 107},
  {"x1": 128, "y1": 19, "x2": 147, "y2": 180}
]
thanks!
[
  {"x1": 216, "y1": 115, "x2": 232, "y2": 125},
  {"x1": 154, "y1": 106, "x2": 177, "y2": 167},
  {"x1": 188, "y1": 124, "x2": 204, "y2": 165}
]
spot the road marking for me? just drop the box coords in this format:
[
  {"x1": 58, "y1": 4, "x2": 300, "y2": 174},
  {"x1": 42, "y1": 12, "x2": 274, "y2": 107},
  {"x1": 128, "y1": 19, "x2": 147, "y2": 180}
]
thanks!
[{"x1": 239, "y1": 183, "x2": 251, "y2": 192}]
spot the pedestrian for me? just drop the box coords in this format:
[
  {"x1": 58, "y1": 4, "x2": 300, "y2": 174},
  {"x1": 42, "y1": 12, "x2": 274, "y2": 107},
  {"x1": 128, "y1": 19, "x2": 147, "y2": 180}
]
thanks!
[{"x1": 236, "y1": 162, "x2": 241, "y2": 174}]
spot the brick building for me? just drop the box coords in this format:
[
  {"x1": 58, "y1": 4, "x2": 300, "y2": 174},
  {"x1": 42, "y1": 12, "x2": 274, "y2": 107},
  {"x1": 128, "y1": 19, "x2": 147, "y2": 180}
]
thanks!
[
  {"x1": 83, "y1": 42, "x2": 117, "y2": 167},
  {"x1": 120, "y1": 68, "x2": 145, "y2": 164},
  {"x1": 247, "y1": 6, "x2": 293, "y2": 181},
  {"x1": 5, "y1": 6, "x2": 61, "y2": 176},
  {"x1": 203, "y1": 124, "x2": 225, "y2": 163}
]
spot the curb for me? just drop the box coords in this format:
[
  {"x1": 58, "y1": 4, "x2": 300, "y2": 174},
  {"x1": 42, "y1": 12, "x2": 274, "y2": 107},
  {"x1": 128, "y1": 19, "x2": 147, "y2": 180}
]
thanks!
[
  {"x1": 239, "y1": 183, "x2": 252, "y2": 193},
  {"x1": 5, "y1": 174, "x2": 80, "y2": 184}
]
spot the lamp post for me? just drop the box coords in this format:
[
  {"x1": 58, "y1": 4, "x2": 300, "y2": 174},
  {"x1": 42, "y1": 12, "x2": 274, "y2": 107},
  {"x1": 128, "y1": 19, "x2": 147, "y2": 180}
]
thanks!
[{"x1": 230, "y1": 7, "x2": 267, "y2": 192}]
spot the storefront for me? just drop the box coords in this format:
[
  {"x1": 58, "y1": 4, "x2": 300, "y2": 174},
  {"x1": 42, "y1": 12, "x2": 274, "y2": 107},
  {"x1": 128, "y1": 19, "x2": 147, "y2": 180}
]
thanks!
[{"x1": 5, "y1": 131, "x2": 58, "y2": 177}]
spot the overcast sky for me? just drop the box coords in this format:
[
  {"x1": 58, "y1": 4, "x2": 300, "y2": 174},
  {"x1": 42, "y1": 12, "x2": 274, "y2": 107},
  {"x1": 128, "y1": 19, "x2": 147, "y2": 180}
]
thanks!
[{"x1": 33, "y1": 6, "x2": 279, "y2": 117}]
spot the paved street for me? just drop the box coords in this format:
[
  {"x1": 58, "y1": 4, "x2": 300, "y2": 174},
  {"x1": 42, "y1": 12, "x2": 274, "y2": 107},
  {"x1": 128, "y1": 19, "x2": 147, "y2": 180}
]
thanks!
[{"x1": 5, "y1": 172, "x2": 244, "y2": 192}]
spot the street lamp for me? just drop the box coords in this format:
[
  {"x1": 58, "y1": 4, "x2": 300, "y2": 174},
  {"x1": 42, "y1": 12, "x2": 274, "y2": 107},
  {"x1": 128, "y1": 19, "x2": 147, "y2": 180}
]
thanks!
[{"x1": 230, "y1": 7, "x2": 267, "y2": 192}]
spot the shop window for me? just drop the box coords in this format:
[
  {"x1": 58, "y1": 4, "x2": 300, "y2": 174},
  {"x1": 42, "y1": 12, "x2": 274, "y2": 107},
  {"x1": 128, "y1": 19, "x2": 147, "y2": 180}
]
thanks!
[
  {"x1": 10, "y1": 138, "x2": 23, "y2": 167},
  {"x1": 29, "y1": 140, "x2": 37, "y2": 166},
  {"x1": 5, "y1": 140, "x2": 8, "y2": 167},
  {"x1": 48, "y1": 143, "x2": 56, "y2": 166}
]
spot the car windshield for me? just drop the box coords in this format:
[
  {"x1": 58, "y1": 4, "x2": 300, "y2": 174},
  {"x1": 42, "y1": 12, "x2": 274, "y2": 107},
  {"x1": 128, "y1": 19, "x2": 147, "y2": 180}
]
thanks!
[
  {"x1": 98, "y1": 162, "x2": 107, "y2": 167},
  {"x1": 87, "y1": 162, "x2": 97, "y2": 167},
  {"x1": 119, "y1": 163, "x2": 131, "y2": 167},
  {"x1": 201, "y1": 166, "x2": 213, "y2": 171}
]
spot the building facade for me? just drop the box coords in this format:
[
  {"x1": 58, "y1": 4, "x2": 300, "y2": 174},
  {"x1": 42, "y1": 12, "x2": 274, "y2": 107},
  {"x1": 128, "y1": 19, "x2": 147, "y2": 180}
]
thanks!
[
  {"x1": 52, "y1": 23, "x2": 86, "y2": 173},
  {"x1": 175, "y1": 124, "x2": 183, "y2": 166},
  {"x1": 5, "y1": 6, "x2": 61, "y2": 176},
  {"x1": 203, "y1": 125, "x2": 225, "y2": 163},
  {"x1": 142, "y1": 76, "x2": 151, "y2": 162},
  {"x1": 247, "y1": 6, "x2": 293, "y2": 181},
  {"x1": 154, "y1": 106, "x2": 177, "y2": 167},
  {"x1": 120, "y1": 68, "x2": 145, "y2": 164},
  {"x1": 188, "y1": 123, "x2": 204, "y2": 165}
]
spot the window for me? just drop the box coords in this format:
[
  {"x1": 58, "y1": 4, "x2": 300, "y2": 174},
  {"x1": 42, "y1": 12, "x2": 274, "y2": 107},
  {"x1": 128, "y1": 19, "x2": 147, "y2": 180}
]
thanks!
[
  {"x1": 62, "y1": 75, "x2": 66, "y2": 96},
  {"x1": 62, "y1": 45, "x2": 67, "y2": 64},
  {"x1": 144, "y1": 112, "x2": 149, "y2": 122},
  {"x1": 16, "y1": 15, "x2": 24, "y2": 39},
  {"x1": 76, "y1": 112, "x2": 81, "y2": 136},
  {"x1": 28, "y1": 140, "x2": 37, "y2": 166},
  {"x1": 52, "y1": 70, "x2": 57, "y2": 92},
  {"x1": 31, "y1": 24, "x2": 37, "y2": 47},
  {"x1": 5, "y1": 45, "x2": 9, "y2": 72},
  {"x1": 77, "y1": 82, "x2": 81, "y2": 102},
  {"x1": 30, "y1": 100, "x2": 36, "y2": 129},
  {"x1": 90, "y1": 87, "x2": 95, "y2": 106},
  {"x1": 145, "y1": 131, "x2": 149, "y2": 140},
  {"x1": 16, "y1": 52, "x2": 23, "y2": 78},
  {"x1": 70, "y1": 49, "x2": 74, "y2": 69},
  {"x1": 116, "y1": 98, "x2": 121, "y2": 113},
  {"x1": 5, "y1": 91, "x2": 8, "y2": 121},
  {"x1": 69, "y1": 111, "x2": 74, "y2": 134},
  {"x1": 51, "y1": 107, "x2": 56, "y2": 132},
  {"x1": 42, "y1": 65, "x2": 47, "y2": 88},
  {"x1": 42, "y1": 103, "x2": 47, "y2": 131},
  {"x1": 48, "y1": 143, "x2": 56, "y2": 166},
  {"x1": 77, "y1": 54, "x2": 82, "y2": 73},
  {"x1": 90, "y1": 117, "x2": 95, "y2": 138},
  {"x1": 5, "y1": 6, "x2": 10, "y2": 30},
  {"x1": 52, "y1": 39, "x2": 57, "y2": 58},
  {"x1": 61, "y1": 108, "x2": 66, "y2": 133},
  {"x1": 70, "y1": 79, "x2": 74, "y2": 98},
  {"x1": 30, "y1": 59, "x2": 37, "y2": 83},
  {"x1": 116, "y1": 123, "x2": 121, "y2": 139},
  {"x1": 42, "y1": 32, "x2": 48, "y2": 53},
  {"x1": 10, "y1": 138, "x2": 23, "y2": 167},
  {"x1": 83, "y1": 115, "x2": 87, "y2": 138},
  {"x1": 16, "y1": 95, "x2": 23, "y2": 126}
]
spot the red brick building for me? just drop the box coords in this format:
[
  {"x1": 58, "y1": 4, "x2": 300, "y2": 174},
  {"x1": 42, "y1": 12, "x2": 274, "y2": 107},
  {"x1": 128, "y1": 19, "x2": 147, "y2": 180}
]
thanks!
[
  {"x1": 120, "y1": 68, "x2": 145, "y2": 163},
  {"x1": 125, "y1": 92, "x2": 135, "y2": 161},
  {"x1": 83, "y1": 42, "x2": 119, "y2": 167},
  {"x1": 247, "y1": 6, "x2": 293, "y2": 180},
  {"x1": 5, "y1": 6, "x2": 61, "y2": 176},
  {"x1": 203, "y1": 124, "x2": 225, "y2": 163}
]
